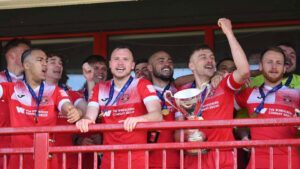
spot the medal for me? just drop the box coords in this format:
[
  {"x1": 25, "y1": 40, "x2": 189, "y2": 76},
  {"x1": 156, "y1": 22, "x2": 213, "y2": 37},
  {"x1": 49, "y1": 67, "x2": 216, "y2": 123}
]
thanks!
[
  {"x1": 251, "y1": 113, "x2": 258, "y2": 118},
  {"x1": 198, "y1": 116, "x2": 204, "y2": 120},
  {"x1": 162, "y1": 109, "x2": 169, "y2": 116},
  {"x1": 34, "y1": 116, "x2": 38, "y2": 123}
]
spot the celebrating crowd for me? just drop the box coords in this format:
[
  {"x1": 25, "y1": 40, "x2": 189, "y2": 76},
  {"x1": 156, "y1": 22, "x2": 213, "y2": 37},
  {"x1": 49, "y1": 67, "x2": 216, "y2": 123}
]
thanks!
[{"x1": 0, "y1": 18, "x2": 299, "y2": 169}]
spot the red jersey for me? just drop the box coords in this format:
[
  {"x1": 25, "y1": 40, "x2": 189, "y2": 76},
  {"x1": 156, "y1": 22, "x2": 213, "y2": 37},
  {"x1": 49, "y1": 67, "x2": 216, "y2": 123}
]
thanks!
[
  {"x1": 180, "y1": 74, "x2": 243, "y2": 169},
  {"x1": 0, "y1": 71, "x2": 23, "y2": 169},
  {"x1": 0, "y1": 81, "x2": 71, "y2": 169},
  {"x1": 235, "y1": 85, "x2": 300, "y2": 169},
  {"x1": 55, "y1": 89, "x2": 84, "y2": 169},
  {"x1": 88, "y1": 77, "x2": 159, "y2": 169},
  {"x1": 149, "y1": 85, "x2": 180, "y2": 169}
]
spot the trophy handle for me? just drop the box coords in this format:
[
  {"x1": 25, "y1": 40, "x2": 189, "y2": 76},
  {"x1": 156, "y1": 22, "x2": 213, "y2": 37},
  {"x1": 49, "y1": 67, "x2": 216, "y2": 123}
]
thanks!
[{"x1": 163, "y1": 90, "x2": 179, "y2": 111}]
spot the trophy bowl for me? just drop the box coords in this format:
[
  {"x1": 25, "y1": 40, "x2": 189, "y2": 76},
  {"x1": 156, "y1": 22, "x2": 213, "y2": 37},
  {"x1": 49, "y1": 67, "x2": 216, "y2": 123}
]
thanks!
[{"x1": 164, "y1": 87, "x2": 210, "y2": 155}]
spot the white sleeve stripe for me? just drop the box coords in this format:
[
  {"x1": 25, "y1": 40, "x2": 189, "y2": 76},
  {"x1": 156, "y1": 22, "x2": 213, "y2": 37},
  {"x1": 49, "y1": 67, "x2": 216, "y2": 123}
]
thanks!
[
  {"x1": 0, "y1": 85, "x2": 3, "y2": 98},
  {"x1": 58, "y1": 99, "x2": 71, "y2": 112},
  {"x1": 88, "y1": 101, "x2": 99, "y2": 108},
  {"x1": 234, "y1": 98, "x2": 241, "y2": 110},
  {"x1": 227, "y1": 76, "x2": 239, "y2": 91},
  {"x1": 74, "y1": 98, "x2": 83, "y2": 107},
  {"x1": 143, "y1": 95, "x2": 159, "y2": 104}
]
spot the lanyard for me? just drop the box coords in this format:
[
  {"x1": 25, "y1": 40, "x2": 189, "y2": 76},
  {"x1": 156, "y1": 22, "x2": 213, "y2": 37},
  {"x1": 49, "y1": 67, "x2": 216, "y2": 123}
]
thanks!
[
  {"x1": 84, "y1": 87, "x2": 89, "y2": 101},
  {"x1": 254, "y1": 83, "x2": 283, "y2": 115},
  {"x1": 102, "y1": 76, "x2": 133, "y2": 113},
  {"x1": 4, "y1": 69, "x2": 12, "y2": 82},
  {"x1": 156, "y1": 83, "x2": 171, "y2": 110},
  {"x1": 24, "y1": 79, "x2": 45, "y2": 122},
  {"x1": 197, "y1": 85, "x2": 209, "y2": 117},
  {"x1": 191, "y1": 81, "x2": 210, "y2": 117},
  {"x1": 284, "y1": 75, "x2": 293, "y2": 87},
  {"x1": 58, "y1": 82, "x2": 68, "y2": 91}
]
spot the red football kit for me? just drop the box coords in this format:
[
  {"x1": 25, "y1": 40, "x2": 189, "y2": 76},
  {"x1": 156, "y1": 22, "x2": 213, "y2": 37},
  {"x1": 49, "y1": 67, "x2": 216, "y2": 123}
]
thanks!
[
  {"x1": 149, "y1": 85, "x2": 180, "y2": 169},
  {"x1": 235, "y1": 85, "x2": 300, "y2": 169},
  {"x1": 88, "y1": 77, "x2": 159, "y2": 169},
  {"x1": 0, "y1": 81, "x2": 71, "y2": 169},
  {"x1": 0, "y1": 71, "x2": 23, "y2": 168},
  {"x1": 180, "y1": 74, "x2": 243, "y2": 169},
  {"x1": 55, "y1": 89, "x2": 84, "y2": 169}
]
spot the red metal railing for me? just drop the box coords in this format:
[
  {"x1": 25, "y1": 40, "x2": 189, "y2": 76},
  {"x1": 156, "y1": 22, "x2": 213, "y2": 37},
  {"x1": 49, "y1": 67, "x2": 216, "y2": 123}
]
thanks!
[{"x1": 0, "y1": 117, "x2": 300, "y2": 169}]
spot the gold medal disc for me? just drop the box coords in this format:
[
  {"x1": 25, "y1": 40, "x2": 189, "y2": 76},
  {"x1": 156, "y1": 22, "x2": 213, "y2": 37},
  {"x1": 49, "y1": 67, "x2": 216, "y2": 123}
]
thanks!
[{"x1": 162, "y1": 109, "x2": 169, "y2": 116}]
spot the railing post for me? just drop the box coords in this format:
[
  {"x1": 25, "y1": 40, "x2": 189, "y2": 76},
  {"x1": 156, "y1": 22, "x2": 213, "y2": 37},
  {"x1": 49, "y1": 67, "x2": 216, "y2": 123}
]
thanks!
[{"x1": 34, "y1": 133, "x2": 49, "y2": 169}]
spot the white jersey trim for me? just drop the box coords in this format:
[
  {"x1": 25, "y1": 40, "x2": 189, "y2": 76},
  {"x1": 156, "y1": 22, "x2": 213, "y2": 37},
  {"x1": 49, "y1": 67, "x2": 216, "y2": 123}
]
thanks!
[
  {"x1": 234, "y1": 98, "x2": 241, "y2": 111},
  {"x1": 143, "y1": 95, "x2": 159, "y2": 104},
  {"x1": 227, "y1": 76, "x2": 239, "y2": 91},
  {"x1": 74, "y1": 98, "x2": 83, "y2": 107},
  {"x1": 58, "y1": 99, "x2": 71, "y2": 112},
  {"x1": 0, "y1": 85, "x2": 3, "y2": 98},
  {"x1": 88, "y1": 101, "x2": 99, "y2": 108}
]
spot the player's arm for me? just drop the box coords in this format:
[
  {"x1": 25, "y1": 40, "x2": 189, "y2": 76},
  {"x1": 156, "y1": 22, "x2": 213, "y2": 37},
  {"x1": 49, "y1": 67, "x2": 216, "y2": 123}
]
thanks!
[
  {"x1": 218, "y1": 18, "x2": 250, "y2": 84},
  {"x1": 173, "y1": 74, "x2": 194, "y2": 87},
  {"x1": 122, "y1": 99, "x2": 162, "y2": 132},
  {"x1": 61, "y1": 102, "x2": 83, "y2": 123}
]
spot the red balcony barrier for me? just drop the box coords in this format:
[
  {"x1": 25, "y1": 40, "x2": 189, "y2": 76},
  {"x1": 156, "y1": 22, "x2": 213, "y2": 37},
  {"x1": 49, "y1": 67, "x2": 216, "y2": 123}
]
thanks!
[{"x1": 0, "y1": 117, "x2": 300, "y2": 169}]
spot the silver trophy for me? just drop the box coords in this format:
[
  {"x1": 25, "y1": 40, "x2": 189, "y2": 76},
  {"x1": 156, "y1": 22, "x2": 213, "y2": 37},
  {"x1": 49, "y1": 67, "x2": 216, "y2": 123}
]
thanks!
[{"x1": 164, "y1": 84, "x2": 210, "y2": 155}]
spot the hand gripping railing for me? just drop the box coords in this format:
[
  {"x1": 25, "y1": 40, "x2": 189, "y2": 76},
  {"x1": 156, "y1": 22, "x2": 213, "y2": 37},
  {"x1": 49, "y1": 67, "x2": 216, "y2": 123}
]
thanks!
[{"x1": 0, "y1": 117, "x2": 300, "y2": 169}]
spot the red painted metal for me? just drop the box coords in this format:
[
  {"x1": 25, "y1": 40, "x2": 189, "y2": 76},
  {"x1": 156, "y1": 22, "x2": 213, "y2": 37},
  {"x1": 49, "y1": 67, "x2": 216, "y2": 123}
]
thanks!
[
  {"x1": 197, "y1": 150, "x2": 201, "y2": 169},
  {"x1": 145, "y1": 150, "x2": 149, "y2": 169},
  {"x1": 215, "y1": 148, "x2": 219, "y2": 169},
  {"x1": 233, "y1": 148, "x2": 237, "y2": 169},
  {"x1": 19, "y1": 154, "x2": 23, "y2": 169},
  {"x1": 62, "y1": 153, "x2": 66, "y2": 169},
  {"x1": 204, "y1": 27, "x2": 214, "y2": 49},
  {"x1": 128, "y1": 151, "x2": 131, "y2": 169},
  {"x1": 93, "y1": 152, "x2": 97, "y2": 169},
  {"x1": 3, "y1": 154, "x2": 7, "y2": 169},
  {"x1": 0, "y1": 118, "x2": 299, "y2": 169},
  {"x1": 34, "y1": 133, "x2": 49, "y2": 169},
  {"x1": 78, "y1": 152, "x2": 82, "y2": 169},
  {"x1": 269, "y1": 146, "x2": 273, "y2": 169},
  {"x1": 251, "y1": 148, "x2": 255, "y2": 169},
  {"x1": 288, "y1": 146, "x2": 292, "y2": 169}
]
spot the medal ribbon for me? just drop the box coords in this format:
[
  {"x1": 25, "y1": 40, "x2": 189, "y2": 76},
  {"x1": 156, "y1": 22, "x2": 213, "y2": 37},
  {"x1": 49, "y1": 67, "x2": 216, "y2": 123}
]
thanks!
[
  {"x1": 156, "y1": 83, "x2": 171, "y2": 110},
  {"x1": 191, "y1": 81, "x2": 210, "y2": 117},
  {"x1": 197, "y1": 85, "x2": 209, "y2": 117},
  {"x1": 58, "y1": 82, "x2": 69, "y2": 91},
  {"x1": 5, "y1": 69, "x2": 12, "y2": 82},
  {"x1": 24, "y1": 79, "x2": 45, "y2": 121},
  {"x1": 284, "y1": 75, "x2": 293, "y2": 87},
  {"x1": 102, "y1": 76, "x2": 133, "y2": 113},
  {"x1": 84, "y1": 87, "x2": 89, "y2": 101},
  {"x1": 254, "y1": 83, "x2": 283, "y2": 115}
]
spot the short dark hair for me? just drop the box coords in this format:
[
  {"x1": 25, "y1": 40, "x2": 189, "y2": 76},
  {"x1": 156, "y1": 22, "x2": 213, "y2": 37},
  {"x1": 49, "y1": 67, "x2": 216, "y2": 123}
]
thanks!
[
  {"x1": 134, "y1": 58, "x2": 148, "y2": 71},
  {"x1": 21, "y1": 48, "x2": 43, "y2": 64},
  {"x1": 109, "y1": 45, "x2": 134, "y2": 60},
  {"x1": 3, "y1": 38, "x2": 31, "y2": 56},
  {"x1": 47, "y1": 53, "x2": 68, "y2": 84},
  {"x1": 216, "y1": 58, "x2": 234, "y2": 70},
  {"x1": 82, "y1": 55, "x2": 106, "y2": 66},
  {"x1": 276, "y1": 42, "x2": 296, "y2": 51},
  {"x1": 189, "y1": 44, "x2": 214, "y2": 61},
  {"x1": 260, "y1": 46, "x2": 286, "y2": 63}
]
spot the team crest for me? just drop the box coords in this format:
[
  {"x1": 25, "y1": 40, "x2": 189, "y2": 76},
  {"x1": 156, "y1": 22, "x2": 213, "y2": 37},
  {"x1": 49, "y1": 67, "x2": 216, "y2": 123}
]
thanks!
[
  {"x1": 121, "y1": 94, "x2": 130, "y2": 102},
  {"x1": 42, "y1": 97, "x2": 48, "y2": 104},
  {"x1": 283, "y1": 96, "x2": 292, "y2": 104}
]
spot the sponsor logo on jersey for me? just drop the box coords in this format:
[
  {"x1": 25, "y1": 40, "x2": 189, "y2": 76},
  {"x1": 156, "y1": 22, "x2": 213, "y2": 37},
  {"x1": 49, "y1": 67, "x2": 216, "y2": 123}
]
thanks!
[
  {"x1": 103, "y1": 110, "x2": 112, "y2": 117},
  {"x1": 17, "y1": 94, "x2": 25, "y2": 98},
  {"x1": 253, "y1": 107, "x2": 267, "y2": 114},
  {"x1": 42, "y1": 97, "x2": 48, "y2": 103},
  {"x1": 16, "y1": 106, "x2": 25, "y2": 114},
  {"x1": 101, "y1": 98, "x2": 109, "y2": 102}
]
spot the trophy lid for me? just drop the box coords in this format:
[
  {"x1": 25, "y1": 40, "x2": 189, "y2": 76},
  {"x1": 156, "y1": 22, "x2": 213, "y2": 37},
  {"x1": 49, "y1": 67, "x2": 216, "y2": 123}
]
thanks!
[{"x1": 174, "y1": 88, "x2": 201, "y2": 99}]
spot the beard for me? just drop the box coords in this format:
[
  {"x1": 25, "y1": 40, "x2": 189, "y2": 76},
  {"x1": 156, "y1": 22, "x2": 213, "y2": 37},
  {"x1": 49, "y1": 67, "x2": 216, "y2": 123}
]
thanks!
[
  {"x1": 153, "y1": 67, "x2": 173, "y2": 81},
  {"x1": 262, "y1": 69, "x2": 284, "y2": 83}
]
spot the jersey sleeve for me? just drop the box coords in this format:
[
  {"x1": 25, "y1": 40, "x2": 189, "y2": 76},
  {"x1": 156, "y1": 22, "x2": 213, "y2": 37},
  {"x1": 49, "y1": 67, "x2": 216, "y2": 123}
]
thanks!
[
  {"x1": 224, "y1": 73, "x2": 244, "y2": 91},
  {"x1": 137, "y1": 78, "x2": 159, "y2": 104},
  {"x1": 87, "y1": 84, "x2": 100, "y2": 108},
  {"x1": 0, "y1": 82, "x2": 13, "y2": 100},
  {"x1": 54, "y1": 87, "x2": 71, "y2": 112},
  {"x1": 234, "y1": 88, "x2": 252, "y2": 111},
  {"x1": 67, "y1": 90, "x2": 84, "y2": 107}
]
